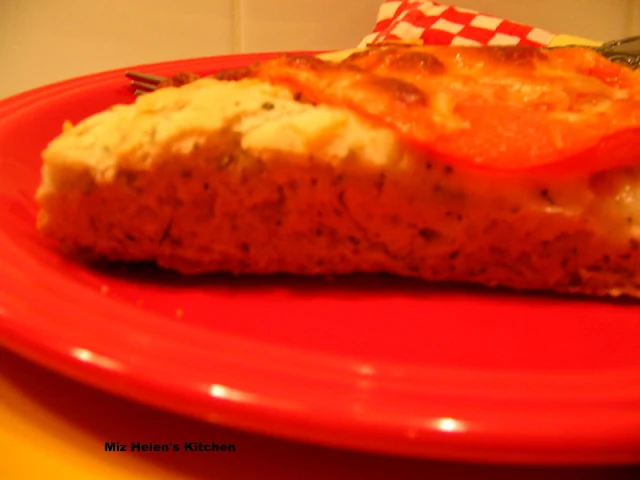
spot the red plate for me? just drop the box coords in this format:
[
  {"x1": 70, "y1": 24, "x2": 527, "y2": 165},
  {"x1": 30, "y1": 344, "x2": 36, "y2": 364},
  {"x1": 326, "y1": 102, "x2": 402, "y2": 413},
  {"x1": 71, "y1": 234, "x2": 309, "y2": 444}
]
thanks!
[{"x1": 1, "y1": 53, "x2": 640, "y2": 466}]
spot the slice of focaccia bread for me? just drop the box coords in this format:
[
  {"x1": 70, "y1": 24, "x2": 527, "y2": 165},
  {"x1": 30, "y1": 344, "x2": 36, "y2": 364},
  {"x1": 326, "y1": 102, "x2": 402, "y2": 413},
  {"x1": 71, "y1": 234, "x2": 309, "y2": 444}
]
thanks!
[{"x1": 36, "y1": 46, "x2": 640, "y2": 297}]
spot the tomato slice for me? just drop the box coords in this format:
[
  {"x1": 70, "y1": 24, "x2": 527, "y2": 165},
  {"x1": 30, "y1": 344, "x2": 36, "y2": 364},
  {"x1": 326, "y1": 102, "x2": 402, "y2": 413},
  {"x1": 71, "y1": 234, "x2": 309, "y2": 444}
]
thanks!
[
  {"x1": 250, "y1": 47, "x2": 640, "y2": 174},
  {"x1": 430, "y1": 102, "x2": 640, "y2": 173}
]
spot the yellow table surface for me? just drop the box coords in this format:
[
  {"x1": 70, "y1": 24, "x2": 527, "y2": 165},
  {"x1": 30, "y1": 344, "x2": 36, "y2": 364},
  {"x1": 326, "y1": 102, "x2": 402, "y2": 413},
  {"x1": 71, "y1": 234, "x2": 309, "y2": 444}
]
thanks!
[{"x1": 2, "y1": 35, "x2": 637, "y2": 480}]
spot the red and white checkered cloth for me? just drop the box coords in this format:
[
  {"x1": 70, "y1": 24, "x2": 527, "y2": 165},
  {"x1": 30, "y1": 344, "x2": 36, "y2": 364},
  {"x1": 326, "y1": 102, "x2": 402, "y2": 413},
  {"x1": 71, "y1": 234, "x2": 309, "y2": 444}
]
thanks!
[{"x1": 359, "y1": 1, "x2": 556, "y2": 48}]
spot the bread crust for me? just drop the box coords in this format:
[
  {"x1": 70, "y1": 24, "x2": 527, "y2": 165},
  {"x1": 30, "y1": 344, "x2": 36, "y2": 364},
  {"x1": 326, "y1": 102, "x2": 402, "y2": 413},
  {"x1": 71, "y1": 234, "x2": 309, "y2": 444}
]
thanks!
[{"x1": 36, "y1": 75, "x2": 640, "y2": 297}]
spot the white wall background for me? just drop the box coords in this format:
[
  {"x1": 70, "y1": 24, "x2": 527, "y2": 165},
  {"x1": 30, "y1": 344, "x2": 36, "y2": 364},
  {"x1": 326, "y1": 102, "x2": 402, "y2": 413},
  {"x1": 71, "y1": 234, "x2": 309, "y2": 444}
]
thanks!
[{"x1": 1, "y1": 0, "x2": 638, "y2": 98}]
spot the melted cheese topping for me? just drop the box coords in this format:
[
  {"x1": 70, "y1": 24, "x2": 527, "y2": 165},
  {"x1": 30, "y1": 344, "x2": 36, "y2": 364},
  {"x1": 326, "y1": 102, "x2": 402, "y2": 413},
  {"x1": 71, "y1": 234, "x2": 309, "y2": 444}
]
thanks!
[{"x1": 238, "y1": 46, "x2": 640, "y2": 173}]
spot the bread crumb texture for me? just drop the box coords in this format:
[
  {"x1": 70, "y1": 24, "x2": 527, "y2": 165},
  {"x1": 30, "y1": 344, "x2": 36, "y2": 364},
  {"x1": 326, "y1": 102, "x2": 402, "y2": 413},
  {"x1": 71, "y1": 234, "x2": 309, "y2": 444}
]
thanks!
[{"x1": 37, "y1": 78, "x2": 640, "y2": 297}]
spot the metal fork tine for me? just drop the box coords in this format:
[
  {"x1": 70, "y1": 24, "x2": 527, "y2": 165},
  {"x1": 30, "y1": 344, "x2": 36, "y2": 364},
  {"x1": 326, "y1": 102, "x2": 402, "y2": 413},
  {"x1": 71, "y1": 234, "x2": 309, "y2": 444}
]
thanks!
[
  {"x1": 125, "y1": 71, "x2": 166, "y2": 84},
  {"x1": 131, "y1": 80, "x2": 159, "y2": 91},
  {"x1": 547, "y1": 35, "x2": 640, "y2": 69},
  {"x1": 134, "y1": 89, "x2": 148, "y2": 96}
]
